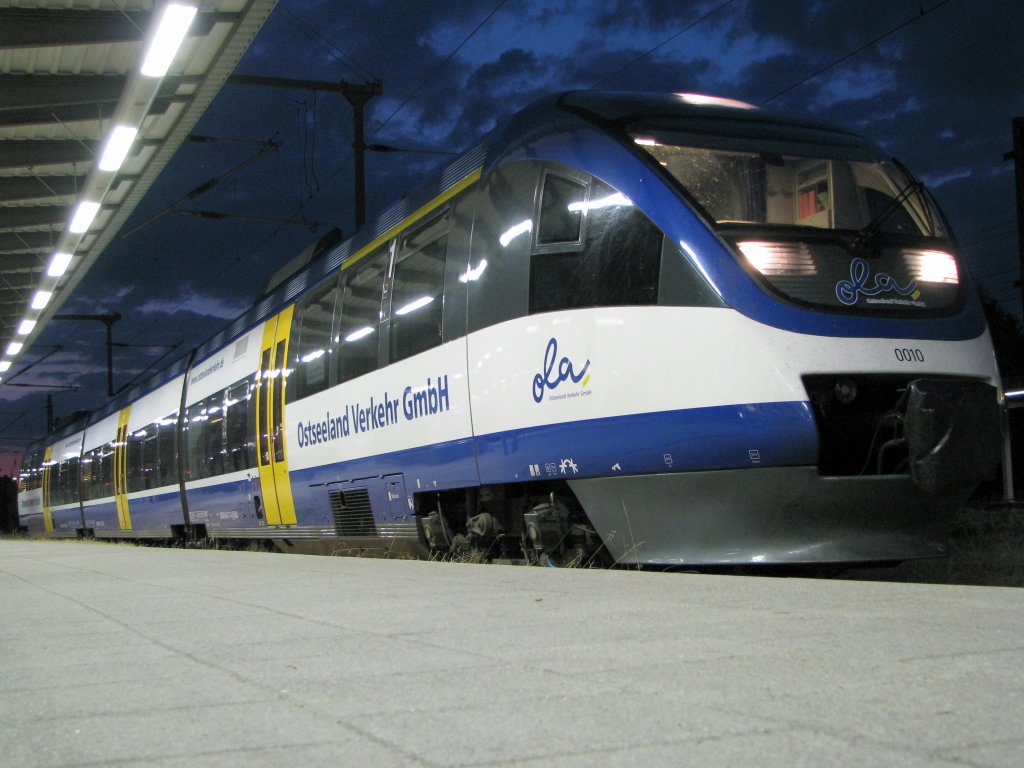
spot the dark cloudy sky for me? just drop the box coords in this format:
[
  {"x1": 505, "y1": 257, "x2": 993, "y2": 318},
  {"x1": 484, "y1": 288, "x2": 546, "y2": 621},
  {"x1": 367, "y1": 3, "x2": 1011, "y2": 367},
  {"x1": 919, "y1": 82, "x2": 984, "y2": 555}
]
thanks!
[{"x1": 1, "y1": 0, "x2": 1021, "y2": 466}]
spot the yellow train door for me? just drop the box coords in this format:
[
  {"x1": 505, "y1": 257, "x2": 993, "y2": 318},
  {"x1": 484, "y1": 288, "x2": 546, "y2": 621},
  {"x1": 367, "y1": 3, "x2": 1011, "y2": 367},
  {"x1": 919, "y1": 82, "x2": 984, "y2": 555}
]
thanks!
[
  {"x1": 41, "y1": 446, "x2": 54, "y2": 533},
  {"x1": 114, "y1": 407, "x2": 132, "y2": 530},
  {"x1": 255, "y1": 306, "x2": 297, "y2": 526}
]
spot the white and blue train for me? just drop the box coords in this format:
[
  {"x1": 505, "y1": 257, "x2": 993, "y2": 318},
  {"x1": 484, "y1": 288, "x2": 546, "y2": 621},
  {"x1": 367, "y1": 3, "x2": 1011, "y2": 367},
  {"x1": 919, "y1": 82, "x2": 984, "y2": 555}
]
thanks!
[{"x1": 18, "y1": 92, "x2": 1004, "y2": 566}]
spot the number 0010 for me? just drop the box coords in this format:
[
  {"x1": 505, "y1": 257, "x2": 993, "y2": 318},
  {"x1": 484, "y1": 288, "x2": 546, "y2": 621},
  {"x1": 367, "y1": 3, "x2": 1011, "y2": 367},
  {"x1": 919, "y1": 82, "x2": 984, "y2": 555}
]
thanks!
[{"x1": 894, "y1": 348, "x2": 925, "y2": 362}]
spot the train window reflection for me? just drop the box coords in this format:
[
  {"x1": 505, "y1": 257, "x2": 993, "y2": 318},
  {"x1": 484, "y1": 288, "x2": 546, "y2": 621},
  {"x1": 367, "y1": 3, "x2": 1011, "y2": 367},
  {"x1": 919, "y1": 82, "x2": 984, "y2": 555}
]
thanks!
[
  {"x1": 337, "y1": 246, "x2": 389, "y2": 383},
  {"x1": 530, "y1": 177, "x2": 661, "y2": 313},
  {"x1": 390, "y1": 211, "x2": 448, "y2": 363},
  {"x1": 288, "y1": 276, "x2": 339, "y2": 402},
  {"x1": 538, "y1": 174, "x2": 585, "y2": 245}
]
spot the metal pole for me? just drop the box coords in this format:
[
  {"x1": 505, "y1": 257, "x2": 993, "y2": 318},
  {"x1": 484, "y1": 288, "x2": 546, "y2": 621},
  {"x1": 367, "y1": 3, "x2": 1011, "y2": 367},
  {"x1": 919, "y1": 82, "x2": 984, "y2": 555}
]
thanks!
[
  {"x1": 342, "y1": 80, "x2": 383, "y2": 232},
  {"x1": 226, "y1": 75, "x2": 382, "y2": 233},
  {"x1": 52, "y1": 312, "x2": 121, "y2": 397},
  {"x1": 1012, "y1": 118, "x2": 1024, "y2": 315}
]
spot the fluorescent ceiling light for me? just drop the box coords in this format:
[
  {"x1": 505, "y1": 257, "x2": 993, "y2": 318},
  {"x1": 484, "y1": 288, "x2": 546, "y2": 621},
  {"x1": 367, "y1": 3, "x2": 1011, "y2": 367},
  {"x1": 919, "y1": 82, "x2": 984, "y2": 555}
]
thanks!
[
  {"x1": 17, "y1": 319, "x2": 36, "y2": 335},
  {"x1": 31, "y1": 291, "x2": 53, "y2": 310},
  {"x1": 69, "y1": 201, "x2": 100, "y2": 233},
  {"x1": 568, "y1": 192, "x2": 632, "y2": 213},
  {"x1": 141, "y1": 4, "x2": 198, "y2": 77},
  {"x1": 395, "y1": 296, "x2": 434, "y2": 316},
  {"x1": 459, "y1": 260, "x2": 488, "y2": 283},
  {"x1": 301, "y1": 349, "x2": 326, "y2": 363},
  {"x1": 98, "y1": 125, "x2": 139, "y2": 172},
  {"x1": 0, "y1": 362, "x2": 10, "y2": 373},
  {"x1": 6, "y1": 342, "x2": 22, "y2": 356},
  {"x1": 344, "y1": 326, "x2": 374, "y2": 343},
  {"x1": 47, "y1": 252, "x2": 73, "y2": 278},
  {"x1": 499, "y1": 220, "x2": 532, "y2": 247}
]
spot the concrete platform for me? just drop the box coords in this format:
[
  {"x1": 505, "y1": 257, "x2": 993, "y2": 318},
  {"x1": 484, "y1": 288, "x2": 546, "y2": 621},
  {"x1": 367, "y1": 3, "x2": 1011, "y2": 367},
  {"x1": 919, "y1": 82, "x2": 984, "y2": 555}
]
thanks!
[{"x1": 1, "y1": 538, "x2": 1022, "y2": 767}]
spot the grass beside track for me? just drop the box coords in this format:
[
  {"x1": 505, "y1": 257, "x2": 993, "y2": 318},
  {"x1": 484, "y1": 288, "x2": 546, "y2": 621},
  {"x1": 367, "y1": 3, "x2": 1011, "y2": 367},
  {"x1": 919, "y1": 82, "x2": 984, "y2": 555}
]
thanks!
[{"x1": 842, "y1": 504, "x2": 1024, "y2": 587}]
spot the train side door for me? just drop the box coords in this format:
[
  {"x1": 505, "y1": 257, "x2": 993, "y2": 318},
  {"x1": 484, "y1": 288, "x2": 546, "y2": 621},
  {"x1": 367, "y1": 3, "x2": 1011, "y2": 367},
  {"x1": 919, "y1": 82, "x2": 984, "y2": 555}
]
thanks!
[
  {"x1": 255, "y1": 306, "x2": 297, "y2": 526},
  {"x1": 114, "y1": 407, "x2": 132, "y2": 530},
  {"x1": 40, "y1": 446, "x2": 54, "y2": 533}
]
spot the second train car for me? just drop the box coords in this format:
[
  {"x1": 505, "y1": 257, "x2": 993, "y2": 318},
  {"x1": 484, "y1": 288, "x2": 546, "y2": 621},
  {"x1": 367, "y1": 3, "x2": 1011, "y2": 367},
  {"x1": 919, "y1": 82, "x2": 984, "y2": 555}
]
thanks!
[{"x1": 18, "y1": 92, "x2": 1003, "y2": 566}]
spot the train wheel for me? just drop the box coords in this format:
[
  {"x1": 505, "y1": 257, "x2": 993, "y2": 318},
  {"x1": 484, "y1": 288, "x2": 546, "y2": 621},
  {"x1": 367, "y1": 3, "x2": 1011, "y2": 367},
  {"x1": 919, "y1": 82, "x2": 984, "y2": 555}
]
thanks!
[{"x1": 522, "y1": 498, "x2": 607, "y2": 567}]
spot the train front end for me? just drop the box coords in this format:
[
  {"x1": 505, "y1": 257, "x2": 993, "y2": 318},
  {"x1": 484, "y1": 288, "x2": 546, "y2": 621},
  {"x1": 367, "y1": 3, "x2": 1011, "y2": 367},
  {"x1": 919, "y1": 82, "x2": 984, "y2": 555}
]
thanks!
[{"x1": 556, "y1": 93, "x2": 1002, "y2": 566}]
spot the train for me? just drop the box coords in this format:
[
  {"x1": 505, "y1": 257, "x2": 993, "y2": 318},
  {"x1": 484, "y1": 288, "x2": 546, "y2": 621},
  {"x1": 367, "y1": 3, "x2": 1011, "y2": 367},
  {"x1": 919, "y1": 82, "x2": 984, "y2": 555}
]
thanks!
[{"x1": 17, "y1": 91, "x2": 1004, "y2": 567}]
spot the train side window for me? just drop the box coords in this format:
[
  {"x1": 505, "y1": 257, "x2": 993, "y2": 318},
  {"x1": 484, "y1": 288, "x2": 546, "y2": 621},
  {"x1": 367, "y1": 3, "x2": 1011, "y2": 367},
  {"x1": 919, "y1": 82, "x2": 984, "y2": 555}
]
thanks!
[
  {"x1": 530, "y1": 177, "x2": 662, "y2": 313},
  {"x1": 98, "y1": 445, "x2": 114, "y2": 498},
  {"x1": 288, "y1": 276, "x2": 340, "y2": 403},
  {"x1": 86, "y1": 448, "x2": 106, "y2": 500},
  {"x1": 204, "y1": 391, "x2": 226, "y2": 477},
  {"x1": 389, "y1": 211, "x2": 448, "y2": 363},
  {"x1": 186, "y1": 391, "x2": 226, "y2": 481},
  {"x1": 50, "y1": 460, "x2": 64, "y2": 506},
  {"x1": 32, "y1": 449, "x2": 45, "y2": 492},
  {"x1": 466, "y1": 161, "x2": 540, "y2": 332},
  {"x1": 139, "y1": 423, "x2": 159, "y2": 490},
  {"x1": 19, "y1": 449, "x2": 42, "y2": 492},
  {"x1": 62, "y1": 458, "x2": 80, "y2": 505},
  {"x1": 127, "y1": 424, "x2": 154, "y2": 493},
  {"x1": 157, "y1": 413, "x2": 179, "y2": 486},
  {"x1": 184, "y1": 401, "x2": 205, "y2": 481},
  {"x1": 79, "y1": 450, "x2": 94, "y2": 500},
  {"x1": 58, "y1": 460, "x2": 73, "y2": 506},
  {"x1": 337, "y1": 245, "x2": 389, "y2": 384},
  {"x1": 224, "y1": 379, "x2": 254, "y2": 472},
  {"x1": 537, "y1": 173, "x2": 586, "y2": 246}
]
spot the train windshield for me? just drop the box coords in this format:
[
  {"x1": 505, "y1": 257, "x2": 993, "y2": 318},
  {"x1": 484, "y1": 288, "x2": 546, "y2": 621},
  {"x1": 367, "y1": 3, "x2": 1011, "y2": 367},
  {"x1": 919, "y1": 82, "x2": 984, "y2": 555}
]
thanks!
[
  {"x1": 629, "y1": 127, "x2": 961, "y2": 315},
  {"x1": 632, "y1": 138, "x2": 945, "y2": 238}
]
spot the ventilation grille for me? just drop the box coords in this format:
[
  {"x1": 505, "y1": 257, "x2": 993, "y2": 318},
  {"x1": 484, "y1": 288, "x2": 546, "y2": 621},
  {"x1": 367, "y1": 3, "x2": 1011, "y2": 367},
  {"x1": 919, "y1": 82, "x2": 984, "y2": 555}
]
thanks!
[{"x1": 328, "y1": 488, "x2": 377, "y2": 537}]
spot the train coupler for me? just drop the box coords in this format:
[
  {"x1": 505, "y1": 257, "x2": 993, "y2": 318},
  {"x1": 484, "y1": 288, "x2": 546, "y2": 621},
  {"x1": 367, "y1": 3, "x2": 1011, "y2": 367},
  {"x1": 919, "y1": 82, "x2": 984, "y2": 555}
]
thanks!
[{"x1": 902, "y1": 378, "x2": 1000, "y2": 495}]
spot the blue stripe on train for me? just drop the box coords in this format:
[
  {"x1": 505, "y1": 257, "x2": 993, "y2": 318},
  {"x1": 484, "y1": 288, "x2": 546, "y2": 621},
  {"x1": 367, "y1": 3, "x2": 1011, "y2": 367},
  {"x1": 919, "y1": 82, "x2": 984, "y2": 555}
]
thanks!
[
  {"x1": 475, "y1": 400, "x2": 818, "y2": 483},
  {"x1": 289, "y1": 399, "x2": 817, "y2": 525},
  {"x1": 127, "y1": 489, "x2": 185, "y2": 532},
  {"x1": 152, "y1": 400, "x2": 818, "y2": 531},
  {"x1": 185, "y1": 477, "x2": 259, "y2": 529}
]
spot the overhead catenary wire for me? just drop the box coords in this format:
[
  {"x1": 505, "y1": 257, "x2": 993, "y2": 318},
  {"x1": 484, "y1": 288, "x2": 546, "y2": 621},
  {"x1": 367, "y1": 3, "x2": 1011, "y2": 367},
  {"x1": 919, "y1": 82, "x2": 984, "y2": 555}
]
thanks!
[
  {"x1": 371, "y1": 0, "x2": 509, "y2": 139},
  {"x1": 277, "y1": 4, "x2": 379, "y2": 85},
  {"x1": 116, "y1": 139, "x2": 282, "y2": 240},
  {"x1": 587, "y1": 0, "x2": 739, "y2": 90},
  {"x1": 957, "y1": 219, "x2": 1017, "y2": 248},
  {"x1": 288, "y1": 1, "x2": 511, "y2": 223},
  {"x1": 763, "y1": 0, "x2": 957, "y2": 103}
]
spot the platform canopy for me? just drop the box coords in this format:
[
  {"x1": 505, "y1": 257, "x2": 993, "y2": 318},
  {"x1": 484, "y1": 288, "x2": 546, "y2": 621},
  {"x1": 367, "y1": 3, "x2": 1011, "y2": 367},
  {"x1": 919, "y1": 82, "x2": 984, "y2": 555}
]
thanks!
[{"x1": 0, "y1": 0, "x2": 277, "y2": 379}]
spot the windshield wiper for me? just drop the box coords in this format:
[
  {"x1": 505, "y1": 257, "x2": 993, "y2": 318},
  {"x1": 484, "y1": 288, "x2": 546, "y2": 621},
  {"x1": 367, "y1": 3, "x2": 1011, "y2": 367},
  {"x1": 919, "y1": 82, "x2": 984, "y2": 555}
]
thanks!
[{"x1": 853, "y1": 171, "x2": 926, "y2": 253}]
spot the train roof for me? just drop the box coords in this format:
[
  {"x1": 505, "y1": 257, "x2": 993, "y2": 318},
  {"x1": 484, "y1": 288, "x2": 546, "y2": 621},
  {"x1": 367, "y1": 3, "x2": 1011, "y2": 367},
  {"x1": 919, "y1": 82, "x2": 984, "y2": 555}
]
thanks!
[{"x1": 556, "y1": 91, "x2": 880, "y2": 156}]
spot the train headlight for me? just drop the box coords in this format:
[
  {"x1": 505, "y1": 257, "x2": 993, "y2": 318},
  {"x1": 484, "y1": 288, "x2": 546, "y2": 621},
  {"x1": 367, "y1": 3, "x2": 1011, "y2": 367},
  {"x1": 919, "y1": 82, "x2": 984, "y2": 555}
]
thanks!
[
  {"x1": 903, "y1": 249, "x2": 959, "y2": 284},
  {"x1": 736, "y1": 241, "x2": 818, "y2": 276}
]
